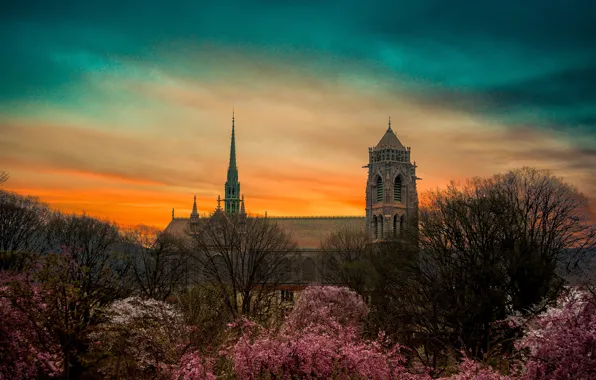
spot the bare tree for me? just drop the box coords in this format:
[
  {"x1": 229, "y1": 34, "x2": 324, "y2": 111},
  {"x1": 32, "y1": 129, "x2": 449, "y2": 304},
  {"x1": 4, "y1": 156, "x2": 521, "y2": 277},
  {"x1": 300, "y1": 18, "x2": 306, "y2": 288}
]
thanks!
[
  {"x1": 394, "y1": 167, "x2": 596, "y2": 363},
  {"x1": 320, "y1": 227, "x2": 375, "y2": 294},
  {"x1": 191, "y1": 213, "x2": 297, "y2": 320},
  {"x1": 0, "y1": 171, "x2": 8, "y2": 186},
  {"x1": 123, "y1": 226, "x2": 192, "y2": 301},
  {"x1": 0, "y1": 190, "x2": 49, "y2": 269},
  {"x1": 44, "y1": 212, "x2": 132, "y2": 304}
]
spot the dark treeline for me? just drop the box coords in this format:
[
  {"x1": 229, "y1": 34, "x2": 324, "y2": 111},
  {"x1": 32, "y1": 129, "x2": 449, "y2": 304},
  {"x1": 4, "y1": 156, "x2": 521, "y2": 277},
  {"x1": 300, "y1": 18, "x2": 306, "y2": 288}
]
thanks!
[
  {"x1": 321, "y1": 167, "x2": 596, "y2": 374},
  {"x1": 1, "y1": 167, "x2": 595, "y2": 378},
  {"x1": 0, "y1": 169, "x2": 297, "y2": 379}
]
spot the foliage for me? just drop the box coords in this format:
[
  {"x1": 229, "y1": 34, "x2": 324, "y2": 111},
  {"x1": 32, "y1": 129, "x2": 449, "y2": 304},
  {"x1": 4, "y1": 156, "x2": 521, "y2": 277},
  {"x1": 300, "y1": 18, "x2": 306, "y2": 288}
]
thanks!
[
  {"x1": 227, "y1": 286, "x2": 430, "y2": 379},
  {"x1": 447, "y1": 357, "x2": 511, "y2": 380},
  {"x1": 0, "y1": 273, "x2": 62, "y2": 379},
  {"x1": 175, "y1": 285, "x2": 232, "y2": 351},
  {"x1": 172, "y1": 351, "x2": 216, "y2": 380},
  {"x1": 0, "y1": 252, "x2": 102, "y2": 379},
  {"x1": 87, "y1": 296, "x2": 189, "y2": 379},
  {"x1": 373, "y1": 167, "x2": 596, "y2": 366},
  {"x1": 515, "y1": 286, "x2": 596, "y2": 379},
  {"x1": 286, "y1": 285, "x2": 369, "y2": 333}
]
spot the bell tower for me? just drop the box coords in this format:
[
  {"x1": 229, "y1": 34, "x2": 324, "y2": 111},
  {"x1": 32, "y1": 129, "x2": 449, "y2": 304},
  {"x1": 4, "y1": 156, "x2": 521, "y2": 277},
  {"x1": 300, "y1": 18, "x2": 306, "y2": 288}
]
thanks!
[
  {"x1": 224, "y1": 111, "x2": 241, "y2": 214},
  {"x1": 364, "y1": 117, "x2": 419, "y2": 240}
]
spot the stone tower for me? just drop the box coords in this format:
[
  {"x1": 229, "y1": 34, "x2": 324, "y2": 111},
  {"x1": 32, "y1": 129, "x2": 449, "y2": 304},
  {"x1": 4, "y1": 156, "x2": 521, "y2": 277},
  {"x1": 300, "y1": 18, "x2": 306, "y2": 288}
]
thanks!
[
  {"x1": 364, "y1": 117, "x2": 418, "y2": 240},
  {"x1": 224, "y1": 111, "x2": 241, "y2": 214}
]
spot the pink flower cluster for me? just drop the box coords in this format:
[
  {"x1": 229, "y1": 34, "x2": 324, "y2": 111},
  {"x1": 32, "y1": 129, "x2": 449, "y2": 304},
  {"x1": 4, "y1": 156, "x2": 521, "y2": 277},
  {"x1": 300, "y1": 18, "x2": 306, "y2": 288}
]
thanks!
[
  {"x1": 448, "y1": 358, "x2": 511, "y2": 380},
  {"x1": 229, "y1": 286, "x2": 429, "y2": 379},
  {"x1": 515, "y1": 287, "x2": 596, "y2": 379},
  {"x1": 172, "y1": 352, "x2": 216, "y2": 380},
  {"x1": 0, "y1": 276, "x2": 62, "y2": 379}
]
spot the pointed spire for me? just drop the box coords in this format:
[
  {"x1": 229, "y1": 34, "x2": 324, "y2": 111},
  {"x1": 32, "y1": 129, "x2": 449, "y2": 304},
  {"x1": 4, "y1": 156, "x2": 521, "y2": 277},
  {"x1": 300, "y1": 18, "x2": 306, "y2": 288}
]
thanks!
[
  {"x1": 227, "y1": 110, "x2": 237, "y2": 181},
  {"x1": 172, "y1": 208, "x2": 175, "y2": 220},
  {"x1": 190, "y1": 195, "x2": 199, "y2": 220},
  {"x1": 387, "y1": 116, "x2": 392, "y2": 131},
  {"x1": 217, "y1": 195, "x2": 222, "y2": 210}
]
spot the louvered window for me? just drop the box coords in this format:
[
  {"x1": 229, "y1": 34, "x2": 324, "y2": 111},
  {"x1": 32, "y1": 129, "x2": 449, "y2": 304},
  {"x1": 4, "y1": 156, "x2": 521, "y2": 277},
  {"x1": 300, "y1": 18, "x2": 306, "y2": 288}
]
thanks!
[
  {"x1": 376, "y1": 177, "x2": 383, "y2": 202},
  {"x1": 394, "y1": 176, "x2": 402, "y2": 202}
]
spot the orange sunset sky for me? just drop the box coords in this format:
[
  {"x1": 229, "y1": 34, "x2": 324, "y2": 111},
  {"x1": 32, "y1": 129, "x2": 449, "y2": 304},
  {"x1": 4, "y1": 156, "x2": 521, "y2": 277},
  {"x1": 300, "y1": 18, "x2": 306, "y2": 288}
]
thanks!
[{"x1": 2, "y1": 2, "x2": 596, "y2": 228}]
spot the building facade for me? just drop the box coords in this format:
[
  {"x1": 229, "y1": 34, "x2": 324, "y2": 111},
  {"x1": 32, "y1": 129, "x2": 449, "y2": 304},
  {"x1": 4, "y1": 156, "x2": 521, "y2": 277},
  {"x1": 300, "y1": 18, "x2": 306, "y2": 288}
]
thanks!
[{"x1": 165, "y1": 114, "x2": 419, "y2": 285}]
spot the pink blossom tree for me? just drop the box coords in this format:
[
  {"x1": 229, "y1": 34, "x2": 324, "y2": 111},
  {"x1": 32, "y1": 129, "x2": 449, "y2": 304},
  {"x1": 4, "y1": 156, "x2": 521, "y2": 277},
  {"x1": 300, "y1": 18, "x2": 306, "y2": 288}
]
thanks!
[
  {"x1": 447, "y1": 357, "x2": 511, "y2": 380},
  {"x1": 227, "y1": 286, "x2": 430, "y2": 379},
  {"x1": 0, "y1": 251, "x2": 101, "y2": 380},
  {"x1": 0, "y1": 273, "x2": 62, "y2": 379},
  {"x1": 515, "y1": 286, "x2": 596, "y2": 379}
]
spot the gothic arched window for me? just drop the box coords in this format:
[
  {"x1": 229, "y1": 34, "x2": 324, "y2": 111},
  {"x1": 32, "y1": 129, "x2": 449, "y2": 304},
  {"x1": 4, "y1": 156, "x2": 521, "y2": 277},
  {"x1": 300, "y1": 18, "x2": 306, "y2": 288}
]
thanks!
[
  {"x1": 379, "y1": 216, "x2": 384, "y2": 239},
  {"x1": 394, "y1": 176, "x2": 402, "y2": 203},
  {"x1": 393, "y1": 215, "x2": 397, "y2": 237},
  {"x1": 376, "y1": 176, "x2": 383, "y2": 203}
]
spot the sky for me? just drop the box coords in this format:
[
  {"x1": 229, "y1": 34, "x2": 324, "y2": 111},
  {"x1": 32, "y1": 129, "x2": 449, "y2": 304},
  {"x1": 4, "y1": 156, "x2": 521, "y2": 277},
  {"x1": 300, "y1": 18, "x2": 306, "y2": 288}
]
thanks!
[{"x1": 1, "y1": 0, "x2": 595, "y2": 228}]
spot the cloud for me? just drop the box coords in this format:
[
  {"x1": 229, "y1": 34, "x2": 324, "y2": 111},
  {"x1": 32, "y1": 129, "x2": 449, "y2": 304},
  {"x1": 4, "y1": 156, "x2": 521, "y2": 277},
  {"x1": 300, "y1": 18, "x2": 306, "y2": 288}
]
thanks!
[{"x1": 2, "y1": 1, "x2": 595, "y2": 226}]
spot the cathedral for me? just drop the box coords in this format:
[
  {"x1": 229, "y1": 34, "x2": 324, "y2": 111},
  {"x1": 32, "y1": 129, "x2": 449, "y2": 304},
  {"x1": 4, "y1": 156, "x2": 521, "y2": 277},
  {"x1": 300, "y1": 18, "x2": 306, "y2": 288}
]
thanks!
[{"x1": 164, "y1": 113, "x2": 419, "y2": 284}]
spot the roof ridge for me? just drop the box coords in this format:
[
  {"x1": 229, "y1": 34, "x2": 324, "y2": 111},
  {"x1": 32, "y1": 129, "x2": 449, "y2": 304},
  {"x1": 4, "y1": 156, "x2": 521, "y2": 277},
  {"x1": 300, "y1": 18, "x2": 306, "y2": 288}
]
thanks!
[{"x1": 268, "y1": 215, "x2": 365, "y2": 219}]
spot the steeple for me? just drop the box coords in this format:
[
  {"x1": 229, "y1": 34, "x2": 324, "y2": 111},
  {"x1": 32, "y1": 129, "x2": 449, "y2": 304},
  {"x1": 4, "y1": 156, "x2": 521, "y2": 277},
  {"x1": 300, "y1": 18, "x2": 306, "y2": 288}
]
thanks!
[
  {"x1": 190, "y1": 195, "x2": 199, "y2": 221},
  {"x1": 227, "y1": 110, "x2": 238, "y2": 182},
  {"x1": 240, "y1": 194, "x2": 246, "y2": 215},
  {"x1": 224, "y1": 111, "x2": 241, "y2": 214}
]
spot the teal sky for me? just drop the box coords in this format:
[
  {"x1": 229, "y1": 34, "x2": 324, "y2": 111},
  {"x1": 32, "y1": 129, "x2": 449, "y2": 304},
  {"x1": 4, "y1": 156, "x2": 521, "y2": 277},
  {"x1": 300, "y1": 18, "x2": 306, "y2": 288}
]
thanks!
[{"x1": 1, "y1": 0, "x2": 595, "y2": 226}]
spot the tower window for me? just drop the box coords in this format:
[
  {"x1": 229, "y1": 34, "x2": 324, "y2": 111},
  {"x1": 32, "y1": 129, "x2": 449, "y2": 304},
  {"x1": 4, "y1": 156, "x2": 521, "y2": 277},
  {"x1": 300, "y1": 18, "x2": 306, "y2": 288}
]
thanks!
[
  {"x1": 394, "y1": 176, "x2": 402, "y2": 202},
  {"x1": 393, "y1": 215, "x2": 397, "y2": 237},
  {"x1": 376, "y1": 177, "x2": 383, "y2": 203},
  {"x1": 379, "y1": 216, "x2": 384, "y2": 239}
]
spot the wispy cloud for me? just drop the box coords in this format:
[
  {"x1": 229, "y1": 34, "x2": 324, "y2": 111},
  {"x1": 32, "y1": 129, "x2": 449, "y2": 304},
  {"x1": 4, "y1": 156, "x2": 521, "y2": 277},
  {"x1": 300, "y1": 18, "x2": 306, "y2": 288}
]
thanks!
[
  {"x1": 2, "y1": 48, "x2": 595, "y2": 227},
  {"x1": 2, "y1": 0, "x2": 595, "y2": 226}
]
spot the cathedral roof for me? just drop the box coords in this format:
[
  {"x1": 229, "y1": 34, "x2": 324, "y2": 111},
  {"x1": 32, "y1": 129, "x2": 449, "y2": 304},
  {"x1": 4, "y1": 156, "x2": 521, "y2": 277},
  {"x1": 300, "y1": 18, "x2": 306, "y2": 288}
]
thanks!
[
  {"x1": 163, "y1": 216, "x2": 366, "y2": 249},
  {"x1": 374, "y1": 118, "x2": 406, "y2": 151},
  {"x1": 271, "y1": 217, "x2": 365, "y2": 249}
]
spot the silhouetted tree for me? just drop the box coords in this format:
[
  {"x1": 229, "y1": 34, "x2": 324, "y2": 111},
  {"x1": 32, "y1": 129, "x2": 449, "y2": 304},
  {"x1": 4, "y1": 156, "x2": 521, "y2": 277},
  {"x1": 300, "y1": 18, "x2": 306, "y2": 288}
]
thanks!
[
  {"x1": 372, "y1": 167, "x2": 596, "y2": 368},
  {"x1": 44, "y1": 212, "x2": 132, "y2": 304},
  {"x1": 0, "y1": 190, "x2": 50, "y2": 269},
  {"x1": 123, "y1": 226, "x2": 191, "y2": 301},
  {"x1": 0, "y1": 171, "x2": 8, "y2": 186},
  {"x1": 191, "y1": 214, "x2": 297, "y2": 320},
  {"x1": 320, "y1": 227, "x2": 375, "y2": 294}
]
